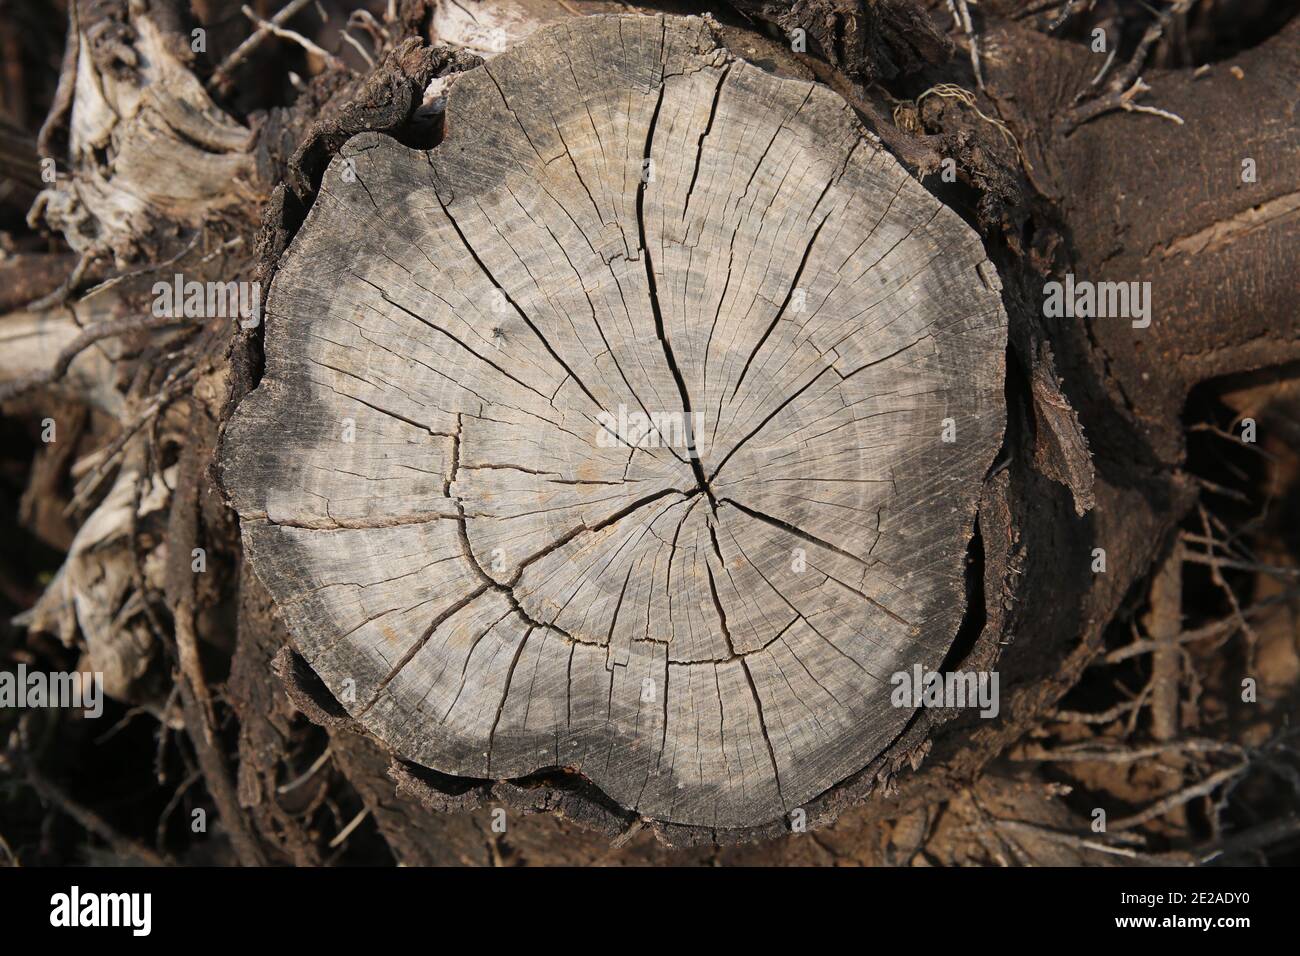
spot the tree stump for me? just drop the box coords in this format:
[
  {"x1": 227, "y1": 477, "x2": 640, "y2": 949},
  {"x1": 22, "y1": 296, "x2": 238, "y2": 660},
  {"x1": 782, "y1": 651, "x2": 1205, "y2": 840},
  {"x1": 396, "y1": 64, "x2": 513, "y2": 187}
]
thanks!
[{"x1": 221, "y1": 13, "x2": 1007, "y2": 830}]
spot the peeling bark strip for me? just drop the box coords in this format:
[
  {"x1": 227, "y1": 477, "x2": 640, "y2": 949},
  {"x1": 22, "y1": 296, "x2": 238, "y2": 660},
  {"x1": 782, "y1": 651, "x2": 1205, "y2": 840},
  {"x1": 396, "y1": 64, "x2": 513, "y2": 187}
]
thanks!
[{"x1": 221, "y1": 14, "x2": 1007, "y2": 830}]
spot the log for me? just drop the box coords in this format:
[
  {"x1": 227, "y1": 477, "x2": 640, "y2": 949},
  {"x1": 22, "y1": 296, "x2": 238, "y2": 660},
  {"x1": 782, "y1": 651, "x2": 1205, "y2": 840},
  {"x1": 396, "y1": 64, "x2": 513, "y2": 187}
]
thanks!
[{"x1": 224, "y1": 12, "x2": 1008, "y2": 832}]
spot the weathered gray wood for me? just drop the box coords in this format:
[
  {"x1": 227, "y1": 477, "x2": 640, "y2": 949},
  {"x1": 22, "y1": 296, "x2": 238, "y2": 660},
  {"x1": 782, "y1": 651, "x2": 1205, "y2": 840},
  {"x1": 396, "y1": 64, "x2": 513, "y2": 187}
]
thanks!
[{"x1": 221, "y1": 13, "x2": 1007, "y2": 830}]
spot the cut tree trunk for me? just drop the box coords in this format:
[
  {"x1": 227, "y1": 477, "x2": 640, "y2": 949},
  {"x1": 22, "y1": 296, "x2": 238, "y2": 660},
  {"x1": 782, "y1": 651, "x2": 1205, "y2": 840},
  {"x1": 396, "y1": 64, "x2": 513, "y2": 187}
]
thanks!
[
  {"x1": 8, "y1": 0, "x2": 1296, "y2": 862},
  {"x1": 220, "y1": 13, "x2": 1007, "y2": 832}
]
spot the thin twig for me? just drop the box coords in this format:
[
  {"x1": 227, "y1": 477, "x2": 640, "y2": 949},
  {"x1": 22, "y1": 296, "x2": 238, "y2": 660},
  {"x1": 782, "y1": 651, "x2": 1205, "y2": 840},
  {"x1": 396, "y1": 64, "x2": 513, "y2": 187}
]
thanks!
[
  {"x1": 1017, "y1": 739, "x2": 1243, "y2": 763},
  {"x1": 1066, "y1": 1, "x2": 1197, "y2": 122},
  {"x1": 1102, "y1": 593, "x2": 1293, "y2": 663},
  {"x1": 340, "y1": 30, "x2": 376, "y2": 69},
  {"x1": 1110, "y1": 763, "x2": 1250, "y2": 831},
  {"x1": 22, "y1": 762, "x2": 168, "y2": 865},
  {"x1": 347, "y1": 9, "x2": 389, "y2": 48},
  {"x1": 1061, "y1": 77, "x2": 1184, "y2": 133},
  {"x1": 155, "y1": 770, "x2": 201, "y2": 850},
  {"x1": 1088, "y1": 44, "x2": 1118, "y2": 89},
  {"x1": 1187, "y1": 422, "x2": 1277, "y2": 460},
  {"x1": 209, "y1": 0, "x2": 316, "y2": 89},
  {"x1": 1196, "y1": 816, "x2": 1300, "y2": 864},
  {"x1": 0, "y1": 314, "x2": 203, "y2": 404},
  {"x1": 946, "y1": 0, "x2": 985, "y2": 90},
  {"x1": 70, "y1": 235, "x2": 203, "y2": 307},
  {"x1": 1051, "y1": 699, "x2": 1140, "y2": 725},
  {"x1": 239, "y1": 5, "x2": 345, "y2": 72},
  {"x1": 1197, "y1": 505, "x2": 1260, "y2": 662},
  {"x1": 19, "y1": 250, "x2": 95, "y2": 312},
  {"x1": 1146, "y1": 539, "x2": 1183, "y2": 741},
  {"x1": 1108, "y1": 1, "x2": 1196, "y2": 96},
  {"x1": 64, "y1": 363, "x2": 202, "y2": 516},
  {"x1": 276, "y1": 746, "x2": 334, "y2": 795},
  {"x1": 1181, "y1": 549, "x2": 1300, "y2": 578},
  {"x1": 1048, "y1": 0, "x2": 1093, "y2": 31},
  {"x1": 328, "y1": 806, "x2": 371, "y2": 848},
  {"x1": 1189, "y1": 474, "x2": 1251, "y2": 504},
  {"x1": 992, "y1": 820, "x2": 1188, "y2": 862}
]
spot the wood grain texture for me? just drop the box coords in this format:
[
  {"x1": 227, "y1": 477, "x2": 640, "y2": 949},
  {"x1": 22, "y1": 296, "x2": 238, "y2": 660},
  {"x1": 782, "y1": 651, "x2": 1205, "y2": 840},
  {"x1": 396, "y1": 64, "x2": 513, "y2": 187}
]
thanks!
[{"x1": 221, "y1": 13, "x2": 1007, "y2": 830}]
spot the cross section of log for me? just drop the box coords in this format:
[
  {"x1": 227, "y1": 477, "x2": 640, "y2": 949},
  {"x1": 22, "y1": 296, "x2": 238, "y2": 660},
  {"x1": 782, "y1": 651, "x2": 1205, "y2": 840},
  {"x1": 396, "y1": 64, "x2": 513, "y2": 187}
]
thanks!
[{"x1": 221, "y1": 13, "x2": 1007, "y2": 830}]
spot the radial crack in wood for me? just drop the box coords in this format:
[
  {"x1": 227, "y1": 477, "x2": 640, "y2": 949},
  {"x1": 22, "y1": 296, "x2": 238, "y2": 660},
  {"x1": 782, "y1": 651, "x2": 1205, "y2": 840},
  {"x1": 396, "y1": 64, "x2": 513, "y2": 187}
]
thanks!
[{"x1": 221, "y1": 13, "x2": 1008, "y2": 830}]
